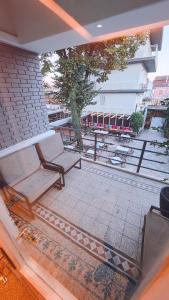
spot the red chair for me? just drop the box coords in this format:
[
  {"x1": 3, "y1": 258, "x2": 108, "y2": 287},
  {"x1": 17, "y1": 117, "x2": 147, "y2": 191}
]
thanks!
[{"x1": 124, "y1": 127, "x2": 132, "y2": 132}]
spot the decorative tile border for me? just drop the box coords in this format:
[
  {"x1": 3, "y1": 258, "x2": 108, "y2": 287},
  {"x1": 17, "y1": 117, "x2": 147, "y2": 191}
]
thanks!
[
  {"x1": 82, "y1": 165, "x2": 160, "y2": 194},
  {"x1": 12, "y1": 212, "x2": 136, "y2": 300},
  {"x1": 33, "y1": 203, "x2": 141, "y2": 282}
]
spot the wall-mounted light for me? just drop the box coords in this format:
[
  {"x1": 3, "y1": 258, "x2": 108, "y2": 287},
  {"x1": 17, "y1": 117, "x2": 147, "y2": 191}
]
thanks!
[{"x1": 97, "y1": 24, "x2": 103, "y2": 28}]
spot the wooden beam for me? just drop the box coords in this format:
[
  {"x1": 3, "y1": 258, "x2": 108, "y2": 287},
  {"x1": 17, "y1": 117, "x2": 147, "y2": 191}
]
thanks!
[{"x1": 110, "y1": 114, "x2": 117, "y2": 119}]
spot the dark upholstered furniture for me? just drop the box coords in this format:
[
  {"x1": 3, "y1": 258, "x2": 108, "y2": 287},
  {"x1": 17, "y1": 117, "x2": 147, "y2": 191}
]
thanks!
[{"x1": 141, "y1": 206, "x2": 169, "y2": 275}]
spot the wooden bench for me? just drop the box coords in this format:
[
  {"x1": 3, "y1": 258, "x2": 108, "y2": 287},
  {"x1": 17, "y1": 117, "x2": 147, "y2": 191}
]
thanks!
[
  {"x1": 0, "y1": 146, "x2": 61, "y2": 216},
  {"x1": 35, "y1": 133, "x2": 81, "y2": 187}
]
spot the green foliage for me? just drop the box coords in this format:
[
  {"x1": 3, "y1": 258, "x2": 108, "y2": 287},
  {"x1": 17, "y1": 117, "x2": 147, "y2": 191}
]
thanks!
[
  {"x1": 40, "y1": 53, "x2": 53, "y2": 76},
  {"x1": 164, "y1": 100, "x2": 169, "y2": 139},
  {"x1": 41, "y1": 34, "x2": 147, "y2": 145},
  {"x1": 130, "y1": 112, "x2": 144, "y2": 133},
  {"x1": 52, "y1": 63, "x2": 98, "y2": 115},
  {"x1": 151, "y1": 139, "x2": 169, "y2": 155},
  {"x1": 165, "y1": 104, "x2": 169, "y2": 123},
  {"x1": 150, "y1": 100, "x2": 169, "y2": 156}
]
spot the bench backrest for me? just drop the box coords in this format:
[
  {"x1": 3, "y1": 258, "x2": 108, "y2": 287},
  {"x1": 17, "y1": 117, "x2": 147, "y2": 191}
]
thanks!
[
  {"x1": 36, "y1": 133, "x2": 64, "y2": 162},
  {"x1": 0, "y1": 145, "x2": 41, "y2": 186}
]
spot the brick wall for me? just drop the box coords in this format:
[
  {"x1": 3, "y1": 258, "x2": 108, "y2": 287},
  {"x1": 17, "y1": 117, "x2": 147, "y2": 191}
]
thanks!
[{"x1": 0, "y1": 43, "x2": 49, "y2": 149}]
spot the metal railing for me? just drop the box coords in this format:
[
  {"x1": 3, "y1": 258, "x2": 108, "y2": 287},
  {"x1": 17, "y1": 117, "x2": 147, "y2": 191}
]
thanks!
[{"x1": 57, "y1": 126, "x2": 169, "y2": 180}]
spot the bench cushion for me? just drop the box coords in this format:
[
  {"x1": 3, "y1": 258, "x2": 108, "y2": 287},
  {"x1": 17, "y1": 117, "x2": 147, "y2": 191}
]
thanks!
[
  {"x1": 13, "y1": 169, "x2": 60, "y2": 203},
  {"x1": 52, "y1": 152, "x2": 80, "y2": 172},
  {"x1": 0, "y1": 146, "x2": 41, "y2": 186},
  {"x1": 37, "y1": 133, "x2": 64, "y2": 161}
]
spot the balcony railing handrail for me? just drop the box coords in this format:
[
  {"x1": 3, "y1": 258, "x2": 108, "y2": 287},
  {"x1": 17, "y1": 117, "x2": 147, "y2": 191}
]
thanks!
[
  {"x1": 59, "y1": 127, "x2": 169, "y2": 178},
  {"x1": 60, "y1": 126, "x2": 167, "y2": 152}
]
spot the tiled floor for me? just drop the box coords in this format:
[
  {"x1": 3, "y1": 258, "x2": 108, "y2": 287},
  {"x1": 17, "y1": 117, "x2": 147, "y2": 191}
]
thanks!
[
  {"x1": 12, "y1": 212, "x2": 137, "y2": 300},
  {"x1": 37, "y1": 160, "x2": 165, "y2": 262}
]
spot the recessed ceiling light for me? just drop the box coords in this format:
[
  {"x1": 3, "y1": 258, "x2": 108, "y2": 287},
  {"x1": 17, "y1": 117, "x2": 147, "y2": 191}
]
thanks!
[{"x1": 97, "y1": 24, "x2": 103, "y2": 28}]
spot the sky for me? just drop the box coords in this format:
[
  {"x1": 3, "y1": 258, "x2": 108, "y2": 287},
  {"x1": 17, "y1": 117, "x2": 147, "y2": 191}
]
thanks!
[{"x1": 148, "y1": 25, "x2": 169, "y2": 81}]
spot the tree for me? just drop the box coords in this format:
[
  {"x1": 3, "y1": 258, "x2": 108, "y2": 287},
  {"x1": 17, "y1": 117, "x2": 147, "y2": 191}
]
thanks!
[
  {"x1": 41, "y1": 34, "x2": 147, "y2": 148},
  {"x1": 130, "y1": 112, "x2": 144, "y2": 133},
  {"x1": 150, "y1": 99, "x2": 169, "y2": 159}
]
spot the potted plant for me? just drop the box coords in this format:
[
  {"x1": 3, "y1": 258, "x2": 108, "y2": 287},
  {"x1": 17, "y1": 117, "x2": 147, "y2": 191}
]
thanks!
[{"x1": 130, "y1": 112, "x2": 144, "y2": 134}]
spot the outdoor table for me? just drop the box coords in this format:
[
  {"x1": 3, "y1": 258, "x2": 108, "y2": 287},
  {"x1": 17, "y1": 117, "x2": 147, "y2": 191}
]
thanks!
[
  {"x1": 65, "y1": 145, "x2": 74, "y2": 150},
  {"x1": 115, "y1": 145, "x2": 130, "y2": 154},
  {"x1": 120, "y1": 134, "x2": 131, "y2": 139},
  {"x1": 110, "y1": 156, "x2": 125, "y2": 166},
  {"x1": 119, "y1": 134, "x2": 131, "y2": 143},
  {"x1": 115, "y1": 145, "x2": 134, "y2": 155},
  {"x1": 94, "y1": 130, "x2": 109, "y2": 135},
  {"x1": 97, "y1": 142, "x2": 105, "y2": 149},
  {"x1": 123, "y1": 130, "x2": 133, "y2": 133},
  {"x1": 86, "y1": 149, "x2": 95, "y2": 155}
]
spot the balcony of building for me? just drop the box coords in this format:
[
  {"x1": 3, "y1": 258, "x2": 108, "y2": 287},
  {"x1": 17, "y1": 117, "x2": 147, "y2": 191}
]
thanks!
[
  {"x1": 128, "y1": 42, "x2": 159, "y2": 73},
  {"x1": 0, "y1": 1, "x2": 169, "y2": 298},
  {"x1": 4, "y1": 157, "x2": 164, "y2": 300}
]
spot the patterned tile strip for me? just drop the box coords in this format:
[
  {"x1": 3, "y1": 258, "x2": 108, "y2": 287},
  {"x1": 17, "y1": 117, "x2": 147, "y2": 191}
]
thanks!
[
  {"x1": 11, "y1": 212, "x2": 136, "y2": 300},
  {"x1": 82, "y1": 165, "x2": 160, "y2": 194},
  {"x1": 33, "y1": 204, "x2": 141, "y2": 282}
]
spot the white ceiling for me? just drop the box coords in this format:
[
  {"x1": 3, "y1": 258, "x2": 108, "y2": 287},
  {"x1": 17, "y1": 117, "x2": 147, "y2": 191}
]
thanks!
[{"x1": 0, "y1": 0, "x2": 168, "y2": 53}]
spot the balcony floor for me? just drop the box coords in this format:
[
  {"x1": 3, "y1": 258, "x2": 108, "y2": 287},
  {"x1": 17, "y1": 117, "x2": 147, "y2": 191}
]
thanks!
[
  {"x1": 38, "y1": 160, "x2": 163, "y2": 261},
  {"x1": 11, "y1": 160, "x2": 165, "y2": 299}
]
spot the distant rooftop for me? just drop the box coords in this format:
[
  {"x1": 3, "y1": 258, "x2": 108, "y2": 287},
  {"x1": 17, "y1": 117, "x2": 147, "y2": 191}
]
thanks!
[{"x1": 147, "y1": 105, "x2": 167, "y2": 110}]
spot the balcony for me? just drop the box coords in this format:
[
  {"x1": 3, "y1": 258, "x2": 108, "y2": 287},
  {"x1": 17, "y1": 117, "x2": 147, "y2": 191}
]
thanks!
[
  {"x1": 128, "y1": 44, "x2": 158, "y2": 72},
  {"x1": 0, "y1": 1, "x2": 167, "y2": 297},
  {"x1": 8, "y1": 158, "x2": 164, "y2": 299},
  {"x1": 2, "y1": 127, "x2": 167, "y2": 300}
]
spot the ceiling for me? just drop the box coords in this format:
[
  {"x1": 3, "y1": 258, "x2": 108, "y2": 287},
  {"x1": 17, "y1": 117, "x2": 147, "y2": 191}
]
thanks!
[{"x1": 0, "y1": 0, "x2": 168, "y2": 53}]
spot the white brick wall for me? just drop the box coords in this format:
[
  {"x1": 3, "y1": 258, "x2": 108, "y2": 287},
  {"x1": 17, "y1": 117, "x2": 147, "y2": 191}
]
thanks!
[{"x1": 0, "y1": 43, "x2": 49, "y2": 149}]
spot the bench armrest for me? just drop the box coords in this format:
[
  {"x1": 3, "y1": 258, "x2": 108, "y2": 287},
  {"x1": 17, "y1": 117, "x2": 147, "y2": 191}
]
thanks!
[{"x1": 43, "y1": 161, "x2": 64, "y2": 174}]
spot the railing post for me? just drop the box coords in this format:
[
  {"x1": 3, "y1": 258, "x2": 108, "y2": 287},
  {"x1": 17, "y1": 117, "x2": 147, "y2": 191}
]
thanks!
[
  {"x1": 69, "y1": 129, "x2": 71, "y2": 142},
  {"x1": 137, "y1": 140, "x2": 147, "y2": 173},
  {"x1": 94, "y1": 133, "x2": 97, "y2": 161}
]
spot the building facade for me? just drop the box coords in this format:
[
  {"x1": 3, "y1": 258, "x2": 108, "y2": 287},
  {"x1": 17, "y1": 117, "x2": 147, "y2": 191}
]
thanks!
[
  {"x1": 152, "y1": 75, "x2": 169, "y2": 100},
  {"x1": 85, "y1": 35, "x2": 160, "y2": 116}
]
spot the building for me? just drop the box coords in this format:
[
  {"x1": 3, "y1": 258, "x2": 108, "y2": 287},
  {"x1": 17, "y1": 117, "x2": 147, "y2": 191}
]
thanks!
[
  {"x1": 152, "y1": 75, "x2": 169, "y2": 100},
  {"x1": 85, "y1": 33, "x2": 161, "y2": 116}
]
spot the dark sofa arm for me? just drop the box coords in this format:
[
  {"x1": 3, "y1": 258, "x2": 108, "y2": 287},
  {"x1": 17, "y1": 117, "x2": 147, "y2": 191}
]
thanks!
[{"x1": 150, "y1": 205, "x2": 169, "y2": 216}]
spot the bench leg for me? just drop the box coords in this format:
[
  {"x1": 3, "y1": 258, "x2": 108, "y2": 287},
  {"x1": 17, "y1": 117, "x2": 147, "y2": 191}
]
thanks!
[
  {"x1": 62, "y1": 174, "x2": 65, "y2": 187},
  {"x1": 55, "y1": 177, "x2": 62, "y2": 190}
]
